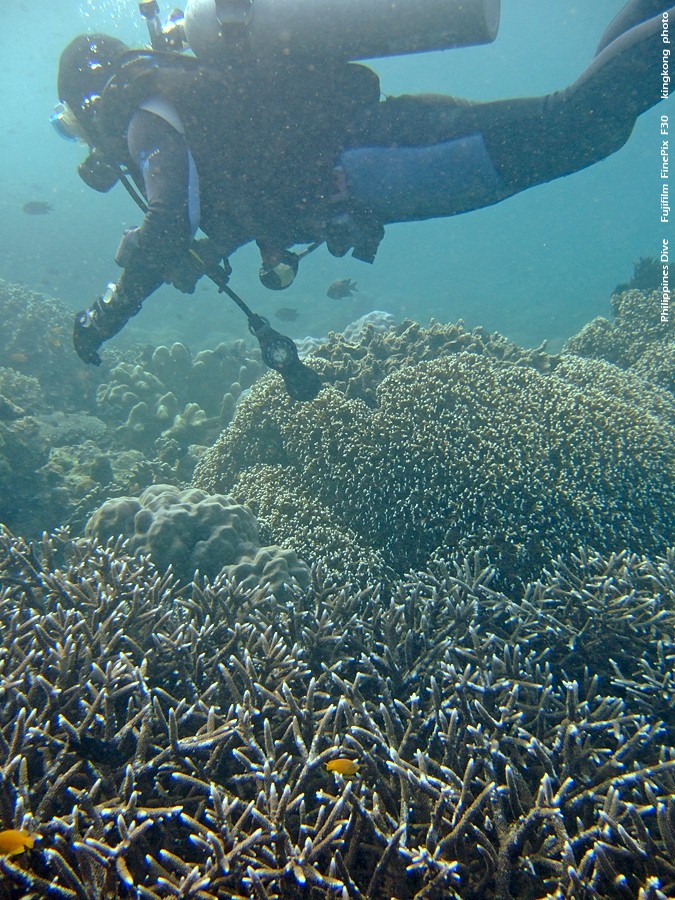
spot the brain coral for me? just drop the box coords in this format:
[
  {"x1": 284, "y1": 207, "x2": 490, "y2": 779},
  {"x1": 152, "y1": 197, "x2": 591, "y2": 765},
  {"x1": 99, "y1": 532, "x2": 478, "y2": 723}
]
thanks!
[
  {"x1": 194, "y1": 346, "x2": 675, "y2": 585},
  {"x1": 85, "y1": 483, "x2": 310, "y2": 594}
]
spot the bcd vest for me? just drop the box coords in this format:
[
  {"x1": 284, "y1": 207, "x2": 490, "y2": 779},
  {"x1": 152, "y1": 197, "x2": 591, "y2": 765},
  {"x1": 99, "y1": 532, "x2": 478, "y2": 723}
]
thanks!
[{"x1": 97, "y1": 53, "x2": 381, "y2": 255}]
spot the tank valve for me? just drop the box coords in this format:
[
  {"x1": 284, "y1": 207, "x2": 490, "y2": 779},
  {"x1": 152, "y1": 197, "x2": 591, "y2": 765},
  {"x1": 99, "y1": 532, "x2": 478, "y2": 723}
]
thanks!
[{"x1": 139, "y1": 2, "x2": 187, "y2": 52}]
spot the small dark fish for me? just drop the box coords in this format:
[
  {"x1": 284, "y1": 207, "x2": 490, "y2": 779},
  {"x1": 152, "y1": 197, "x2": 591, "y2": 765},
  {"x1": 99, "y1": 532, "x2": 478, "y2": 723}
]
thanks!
[
  {"x1": 327, "y1": 278, "x2": 358, "y2": 300},
  {"x1": 22, "y1": 201, "x2": 53, "y2": 215},
  {"x1": 275, "y1": 306, "x2": 299, "y2": 322}
]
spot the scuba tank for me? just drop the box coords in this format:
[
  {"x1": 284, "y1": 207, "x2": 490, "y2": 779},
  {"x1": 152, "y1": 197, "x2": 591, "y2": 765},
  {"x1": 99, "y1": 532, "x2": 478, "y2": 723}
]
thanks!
[{"x1": 183, "y1": 0, "x2": 500, "y2": 66}]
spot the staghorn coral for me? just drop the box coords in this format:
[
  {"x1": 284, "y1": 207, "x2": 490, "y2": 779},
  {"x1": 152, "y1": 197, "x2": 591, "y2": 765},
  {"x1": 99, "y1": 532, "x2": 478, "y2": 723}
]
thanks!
[
  {"x1": 0, "y1": 530, "x2": 675, "y2": 897},
  {"x1": 85, "y1": 483, "x2": 310, "y2": 595},
  {"x1": 564, "y1": 289, "x2": 674, "y2": 394},
  {"x1": 194, "y1": 347, "x2": 675, "y2": 585}
]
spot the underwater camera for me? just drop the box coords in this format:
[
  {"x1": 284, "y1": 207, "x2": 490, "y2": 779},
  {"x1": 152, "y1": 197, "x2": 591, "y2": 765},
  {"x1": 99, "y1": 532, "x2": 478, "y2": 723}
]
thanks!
[{"x1": 139, "y1": 2, "x2": 188, "y2": 52}]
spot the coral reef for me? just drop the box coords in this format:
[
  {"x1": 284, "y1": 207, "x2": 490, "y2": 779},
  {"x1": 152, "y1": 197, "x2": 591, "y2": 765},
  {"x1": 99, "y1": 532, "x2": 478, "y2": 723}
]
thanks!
[
  {"x1": 0, "y1": 278, "x2": 101, "y2": 412},
  {"x1": 564, "y1": 289, "x2": 674, "y2": 394},
  {"x1": 0, "y1": 279, "x2": 266, "y2": 537},
  {"x1": 612, "y1": 256, "x2": 663, "y2": 295},
  {"x1": 309, "y1": 317, "x2": 559, "y2": 407},
  {"x1": 0, "y1": 416, "x2": 53, "y2": 535},
  {"x1": 85, "y1": 483, "x2": 310, "y2": 594},
  {"x1": 0, "y1": 367, "x2": 46, "y2": 417},
  {"x1": 341, "y1": 309, "x2": 396, "y2": 344},
  {"x1": 96, "y1": 340, "x2": 264, "y2": 452},
  {"x1": 0, "y1": 530, "x2": 674, "y2": 898},
  {"x1": 194, "y1": 342, "x2": 675, "y2": 585}
]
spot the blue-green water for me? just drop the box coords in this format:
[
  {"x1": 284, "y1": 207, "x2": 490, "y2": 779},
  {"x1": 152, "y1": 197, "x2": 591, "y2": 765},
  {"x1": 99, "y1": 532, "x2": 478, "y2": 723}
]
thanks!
[{"x1": 0, "y1": 1, "x2": 665, "y2": 352}]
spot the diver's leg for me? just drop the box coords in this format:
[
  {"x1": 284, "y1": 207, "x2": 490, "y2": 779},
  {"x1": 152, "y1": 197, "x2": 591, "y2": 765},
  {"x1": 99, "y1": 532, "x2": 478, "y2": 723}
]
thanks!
[
  {"x1": 596, "y1": 0, "x2": 672, "y2": 53},
  {"x1": 341, "y1": 4, "x2": 672, "y2": 223},
  {"x1": 467, "y1": 1, "x2": 673, "y2": 195}
]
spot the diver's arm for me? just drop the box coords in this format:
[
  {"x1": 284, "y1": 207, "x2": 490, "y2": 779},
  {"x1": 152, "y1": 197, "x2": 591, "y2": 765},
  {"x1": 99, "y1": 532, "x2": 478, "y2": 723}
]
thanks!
[
  {"x1": 115, "y1": 108, "x2": 196, "y2": 302},
  {"x1": 73, "y1": 111, "x2": 197, "y2": 365}
]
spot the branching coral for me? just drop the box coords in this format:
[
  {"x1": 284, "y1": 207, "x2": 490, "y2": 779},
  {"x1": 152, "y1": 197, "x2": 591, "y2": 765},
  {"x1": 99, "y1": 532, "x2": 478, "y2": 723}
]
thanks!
[
  {"x1": 194, "y1": 349, "x2": 675, "y2": 585},
  {"x1": 0, "y1": 529, "x2": 674, "y2": 898},
  {"x1": 564, "y1": 289, "x2": 674, "y2": 394},
  {"x1": 310, "y1": 317, "x2": 559, "y2": 407}
]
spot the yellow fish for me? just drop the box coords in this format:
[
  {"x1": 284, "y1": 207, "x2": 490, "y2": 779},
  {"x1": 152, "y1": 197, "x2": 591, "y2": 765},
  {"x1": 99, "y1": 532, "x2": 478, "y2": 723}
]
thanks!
[
  {"x1": 325, "y1": 758, "x2": 359, "y2": 776},
  {"x1": 0, "y1": 829, "x2": 36, "y2": 856}
]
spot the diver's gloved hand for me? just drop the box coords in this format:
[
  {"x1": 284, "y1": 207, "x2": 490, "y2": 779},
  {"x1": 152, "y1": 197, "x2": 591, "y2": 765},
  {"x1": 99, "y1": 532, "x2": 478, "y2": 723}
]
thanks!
[
  {"x1": 73, "y1": 284, "x2": 141, "y2": 365},
  {"x1": 167, "y1": 238, "x2": 225, "y2": 293},
  {"x1": 325, "y1": 212, "x2": 384, "y2": 264}
]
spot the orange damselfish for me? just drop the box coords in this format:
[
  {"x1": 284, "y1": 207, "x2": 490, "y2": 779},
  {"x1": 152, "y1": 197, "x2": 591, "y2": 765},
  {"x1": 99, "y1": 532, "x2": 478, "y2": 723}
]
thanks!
[
  {"x1": 0, "y1": 829, "x2": 36, "y2": 856},
  {"x1": 325, "y1": 758, "x2": 359, "y2": 776}
]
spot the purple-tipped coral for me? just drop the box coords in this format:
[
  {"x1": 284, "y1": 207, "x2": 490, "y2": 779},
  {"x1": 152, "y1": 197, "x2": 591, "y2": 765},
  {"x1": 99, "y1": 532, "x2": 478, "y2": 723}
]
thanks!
[{"x1": 0, "y1": 528, "x2": 675, "y2": 897}]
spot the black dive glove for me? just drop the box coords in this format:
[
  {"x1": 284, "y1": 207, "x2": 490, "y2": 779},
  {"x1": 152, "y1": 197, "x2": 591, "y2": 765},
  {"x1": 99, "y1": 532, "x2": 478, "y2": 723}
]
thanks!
[
  {"x1": 167, "y1": 238, "x2": 226, "y2": 294},
  {"x1": 73, "y1": 284, "x2": 141, "y2": 365}
]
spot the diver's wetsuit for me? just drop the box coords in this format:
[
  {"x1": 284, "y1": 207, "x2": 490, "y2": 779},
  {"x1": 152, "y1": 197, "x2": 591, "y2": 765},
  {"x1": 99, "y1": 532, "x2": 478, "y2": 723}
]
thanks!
[
  {"x1": 111, "y1": 62, "x2": 381, "y2": 303},
  {"x1": 114, "y1": 103, "x2": 200, "y2": 305},
  {"x1": 114, "y1": 0, "x2": 672, "y2": 304},
  {"x1": 340, "y1": 0, "x2": 673, "y2": 222}
]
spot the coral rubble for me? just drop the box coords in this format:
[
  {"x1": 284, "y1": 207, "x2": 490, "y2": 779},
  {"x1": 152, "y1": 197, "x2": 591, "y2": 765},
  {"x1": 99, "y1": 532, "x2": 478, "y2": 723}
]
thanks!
[{"x1": 0, "y1": 530, "x2": 674, "y2": 898}]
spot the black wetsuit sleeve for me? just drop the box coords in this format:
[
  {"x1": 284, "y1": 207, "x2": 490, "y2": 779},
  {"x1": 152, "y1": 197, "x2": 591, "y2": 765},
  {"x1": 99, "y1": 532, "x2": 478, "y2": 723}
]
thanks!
[{"x1": 117, "y1": 108, "x2": 193, "y2": 304}]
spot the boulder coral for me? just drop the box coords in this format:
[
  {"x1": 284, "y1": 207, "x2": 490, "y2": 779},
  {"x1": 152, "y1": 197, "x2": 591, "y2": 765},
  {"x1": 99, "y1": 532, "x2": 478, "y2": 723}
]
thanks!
[
  {"x1": 86, "y1": 483, "x2": 310, "y2": 595},
  {"x1": 96, "y1": 339, "x2": 264, "y2": 451},
  {"x1": 194, "y1": 338, "x2": 675, "y2": 585}
]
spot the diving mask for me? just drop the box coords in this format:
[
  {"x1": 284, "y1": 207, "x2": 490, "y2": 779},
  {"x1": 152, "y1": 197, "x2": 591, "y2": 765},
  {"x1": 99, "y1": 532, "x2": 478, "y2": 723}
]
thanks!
[{"x1": 50, "y1": 102, "x2": 87, "y2": 142}]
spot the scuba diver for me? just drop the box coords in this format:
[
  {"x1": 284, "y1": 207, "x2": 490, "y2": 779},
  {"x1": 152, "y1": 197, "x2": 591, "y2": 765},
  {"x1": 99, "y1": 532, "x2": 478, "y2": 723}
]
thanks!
[{"x1": 54, "y1": 0, "x2": 672, "y2": 373}]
